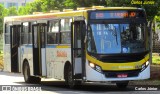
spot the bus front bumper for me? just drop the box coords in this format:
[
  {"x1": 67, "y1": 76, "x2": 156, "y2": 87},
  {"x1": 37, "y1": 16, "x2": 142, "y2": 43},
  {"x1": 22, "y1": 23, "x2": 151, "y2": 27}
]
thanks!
[{"x1": 85, "y1": 62, "x2": 150, "y2": 82}]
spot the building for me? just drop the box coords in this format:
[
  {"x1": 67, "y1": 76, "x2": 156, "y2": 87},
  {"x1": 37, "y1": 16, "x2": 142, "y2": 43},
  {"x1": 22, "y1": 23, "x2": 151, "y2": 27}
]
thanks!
[{"x1": 0, "y1": 0, "x2": 34, "y2": 9}]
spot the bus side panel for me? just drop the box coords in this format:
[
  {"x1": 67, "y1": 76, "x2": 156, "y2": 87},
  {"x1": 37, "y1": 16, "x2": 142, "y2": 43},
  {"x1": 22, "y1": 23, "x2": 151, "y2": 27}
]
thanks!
[
  {"x1": 46, "y1": 46, "x2": 71, "y2": 79},
  {"x1": 46, "y1": 47, "x2": 55, "y2": 78},
  {"x1": 27, "y1": 45, "x2": 34, "y2": 76},
  {"x1": 4, "y1": 44, "x2": 11, "y2": 72},
  {"x1": 20, "y1": 45, "x2": 34, "y2": 75},
  {"x1": 3, "y1": 23, "x2": 11, "y2": 72},
  {"x1": 18, "y1": 47, "x2": 21, "y2": 72},
  {"x1": 55, "y1": 48, "x2": 71, "y2": 79}
]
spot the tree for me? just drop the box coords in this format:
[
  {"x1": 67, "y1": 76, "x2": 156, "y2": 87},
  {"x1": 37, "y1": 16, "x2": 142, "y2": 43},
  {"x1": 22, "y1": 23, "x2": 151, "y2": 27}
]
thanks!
[
  {"x1": 155, "y1": 16, "x2": 160, "y2": 29},
  {"x1": 0, "y1": 5, "x2": 18, "y2": 35},
  {"x1": 41, "y1": 0, "x2": 65, "y2": 12},
  {"x1": 7, "y1": 6, "x2": 18, "y2": 16},
  {"x1": 18, "y1": 0, "x2": 43, "y2": 15},
  {"x1": 0, "y1": 4, "x2": 8, "y2": 35},
  {"x1": 64, "y1": 0, "x2": 77, "y2": 9},
  {"x1": 106, "y1": 0, "x2": 160, "y2": 22},
  {"x1": 41, "y1": 0, "x2": 55, "y2": 12},
  {"x1": 18, "y1": 0, "x2": 66, "y2": 14}
]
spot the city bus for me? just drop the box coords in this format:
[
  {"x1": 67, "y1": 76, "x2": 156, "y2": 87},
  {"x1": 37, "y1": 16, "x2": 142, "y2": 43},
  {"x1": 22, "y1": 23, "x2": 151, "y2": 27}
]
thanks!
[{"x1": 3, "y1": 6, "x2": 151, "y2": 88}]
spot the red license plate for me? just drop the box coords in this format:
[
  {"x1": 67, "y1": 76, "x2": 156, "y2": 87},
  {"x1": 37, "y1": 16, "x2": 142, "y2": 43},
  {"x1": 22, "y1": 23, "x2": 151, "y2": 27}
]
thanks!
[{"x1": 117, "y1": 74, "x2": 128, "y2": 78}]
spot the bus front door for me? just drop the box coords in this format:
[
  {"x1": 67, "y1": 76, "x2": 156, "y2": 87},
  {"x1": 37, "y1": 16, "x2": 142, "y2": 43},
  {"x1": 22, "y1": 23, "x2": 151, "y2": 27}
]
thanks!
[
  {"x1": 32, "y1": 23, "x2": 47, "y2": 76},
  {"x1": 71, "y1": 21, "x2": 86, "y2": 80}
]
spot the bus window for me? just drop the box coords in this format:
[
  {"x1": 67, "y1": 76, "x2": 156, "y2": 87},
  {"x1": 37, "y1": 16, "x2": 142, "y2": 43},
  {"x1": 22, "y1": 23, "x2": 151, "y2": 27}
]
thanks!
[
  {"x1": 21, "y1": 22, "x2": 29, "y2": 44},
  {"x1": 5, "y1": 24, "x2": 11, "y2": 44},
  {"x1": 60, "y1": 18, "x2": 72, "y2": 44},
  {"x1": 47, "y1": 20, "x2": 59, "y2": 44},
  {"x1": 28, "y1": 23, "x2": 32, "y2": 44},
  {"x1": 61, "y1": 32, "x2": 71, "y2": 44}
]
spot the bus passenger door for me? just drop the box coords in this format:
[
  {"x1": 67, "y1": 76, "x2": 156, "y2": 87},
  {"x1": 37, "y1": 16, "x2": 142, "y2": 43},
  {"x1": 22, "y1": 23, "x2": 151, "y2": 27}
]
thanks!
[
  {"x1": 32, "y1": 23, "x2": 47, "y2": 76},
  {"x1": 10, "y1": 25, "x2": 21, "y2": 72},
  {"x1": 71, "y1": 21, "x2": 86, "y2": 79}
]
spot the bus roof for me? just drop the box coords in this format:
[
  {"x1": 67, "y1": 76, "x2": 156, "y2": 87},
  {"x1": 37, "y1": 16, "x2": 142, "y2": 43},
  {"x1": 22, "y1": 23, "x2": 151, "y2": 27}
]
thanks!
[{"x1": 4, "y1": 7, "x2": 143, "y2": 23}]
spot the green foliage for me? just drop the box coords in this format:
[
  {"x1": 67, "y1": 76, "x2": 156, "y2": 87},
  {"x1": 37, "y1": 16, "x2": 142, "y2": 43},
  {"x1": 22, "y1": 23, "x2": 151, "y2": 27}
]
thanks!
[
  {"x1": 106, "y1": 0, "x2": 131, "y2": 7},
  {"x1": 8, "y1": 6, "x2": 18, "y2": 16},
  {"x1": 142, "y1": 1, "x2": 160, "y2": 21},
  {"x1": 0, "y1": 4, "x2": 8, "y2": 34},
  {"x1": 41, "y1": 0, "x2": 55, "y2": 12},
  {"x1": 18, "y1": 0, "x2": 65, "y2": 14},
  {"x1": 18, "y1": 3, "x2": 33, "y2": 15},
  {"x1": 155, "y1": 16, "x2": 160, "y2": 30},
  {"x1": 152, "y1": 55, "x2": 160, "y2": 65},
  {"x1": 18, "y1": 0, "x2": 43, "y2": 15},
  {"x1": 106, "y1": 0, "x2": 160, "y2": 21},
  {"x1": 17, "y1": 0, "x2": 160, "y2": 22},
  {"x1": 64, "y1": 0, "x2": 77, "y2": 9},
  {"x1": 41, "y1": 0, "x2": 65, "y2": 12},
  {"x1": 0, "y1": 5, "x2": 18, "y2": 34},
  {"x1": 30, "y1": 0, "x2": 43, "y2": 12}
]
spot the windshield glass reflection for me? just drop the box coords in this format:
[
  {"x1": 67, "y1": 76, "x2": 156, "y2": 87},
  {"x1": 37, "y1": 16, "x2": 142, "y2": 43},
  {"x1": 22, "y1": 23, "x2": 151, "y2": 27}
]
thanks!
[{"x1": 87, "y1": 23, "x2": 147, "y2": 54}]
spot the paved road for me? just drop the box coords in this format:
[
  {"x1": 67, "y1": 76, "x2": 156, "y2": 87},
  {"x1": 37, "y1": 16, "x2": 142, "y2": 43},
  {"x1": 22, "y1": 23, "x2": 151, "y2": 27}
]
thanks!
[{"x1": 0, "y1": 71, "x2": 159, "y2": 94}]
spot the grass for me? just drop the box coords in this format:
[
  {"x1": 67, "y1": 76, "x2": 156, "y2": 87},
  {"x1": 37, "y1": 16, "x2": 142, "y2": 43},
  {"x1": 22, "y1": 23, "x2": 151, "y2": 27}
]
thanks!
[{"x1": 152, "y1": 53, "x2": 160, "y2": 65}]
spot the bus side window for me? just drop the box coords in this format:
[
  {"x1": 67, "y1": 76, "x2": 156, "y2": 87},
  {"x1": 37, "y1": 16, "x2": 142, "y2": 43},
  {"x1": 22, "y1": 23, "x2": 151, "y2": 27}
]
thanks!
[
  {"x1": 60, "y1": 18, "x2": 72, "y2": 44},
  {"x1": 5, "y1": 24, "x2": 11, "y2": 44},
  {"x1": 28, "y1": 23, "x2": 32, "y2": 44},
  {"x1": 22, "y1": 22, "x2": 29, "y2": 44},
  {"x1": 47, "y1": 20, "x2": 59, "y2": 44}
]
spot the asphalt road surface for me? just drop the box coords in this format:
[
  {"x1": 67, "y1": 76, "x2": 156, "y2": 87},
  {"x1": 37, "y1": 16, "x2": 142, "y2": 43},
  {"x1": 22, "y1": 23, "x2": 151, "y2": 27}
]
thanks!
[{"x1": 0, "y1": 71, "x2": 159, "y2": 94}]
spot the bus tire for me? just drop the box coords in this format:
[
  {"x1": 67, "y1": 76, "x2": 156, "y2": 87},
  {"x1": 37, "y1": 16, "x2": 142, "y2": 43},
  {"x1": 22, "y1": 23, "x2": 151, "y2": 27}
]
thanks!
[
  {"x1": 23, "y1": 61, "x2": 41, "y2": 84},
  {"x1": 23, "y1": 61, "x2": 32, "y2": 83},
  {"x1": 66, "y1": 65, "x2": 80, "y2": 88},
  {"x1": 116, "y1": 81, "x2": 129, "y2": 88},
  {"x1": 31, "y1": 76, "x2": 41, "y2": 84}
]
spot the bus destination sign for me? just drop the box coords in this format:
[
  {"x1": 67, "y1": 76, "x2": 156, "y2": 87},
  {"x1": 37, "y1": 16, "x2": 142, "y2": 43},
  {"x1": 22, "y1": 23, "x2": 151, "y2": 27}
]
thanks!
[{"x1": 90, "y1": 11, "x2": 144, "y2": 19}]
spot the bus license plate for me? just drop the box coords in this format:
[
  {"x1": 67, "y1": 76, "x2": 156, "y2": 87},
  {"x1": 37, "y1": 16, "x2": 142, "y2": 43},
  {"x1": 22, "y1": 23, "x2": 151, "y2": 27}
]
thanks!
[{"x1": 117, "y1": 74, "x2": 128, "y2": 78}]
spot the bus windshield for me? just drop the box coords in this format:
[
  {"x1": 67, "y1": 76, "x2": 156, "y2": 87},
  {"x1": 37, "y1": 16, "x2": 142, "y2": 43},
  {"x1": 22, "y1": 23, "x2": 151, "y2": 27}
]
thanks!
[{"x1": 87, "y1": 23, "x2": 147, "y2": 54}]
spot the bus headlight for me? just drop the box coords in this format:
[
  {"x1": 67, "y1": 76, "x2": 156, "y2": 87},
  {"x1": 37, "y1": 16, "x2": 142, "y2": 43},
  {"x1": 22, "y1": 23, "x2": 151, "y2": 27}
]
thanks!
[
  {"x1": 89, "y1": 62, "x2": 95, "y2": 68},
  {"x1": 89, "y1": 62, "x2": 102, "y2": 73},
  {"x1": 141, "y1": 61, "x2": 149, "y2": 71}
]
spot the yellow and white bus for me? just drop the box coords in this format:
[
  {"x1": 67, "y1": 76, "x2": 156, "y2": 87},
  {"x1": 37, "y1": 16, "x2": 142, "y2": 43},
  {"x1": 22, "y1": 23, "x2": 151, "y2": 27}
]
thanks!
[{"x1": 3, "y1": 7, "x2": 151, "y2": 88}]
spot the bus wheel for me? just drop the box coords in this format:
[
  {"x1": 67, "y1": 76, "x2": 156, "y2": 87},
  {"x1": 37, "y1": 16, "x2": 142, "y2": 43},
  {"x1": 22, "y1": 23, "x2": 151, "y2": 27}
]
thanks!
[
  {"x1": 31, "y1": 76, "x2": 41, "y2": 84},
  {"x1": 67, "y1": 65, "x2": 79, "y2": 88},
  {"x1": 23, "y1": 61, "x2": 41, "y2": 84},
  {"x1": 23, "y1": 61, "x2": 32, "y2": 83},
  {"x1": 116, "y1": 81, "x2": 129, "y2": 89}
]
